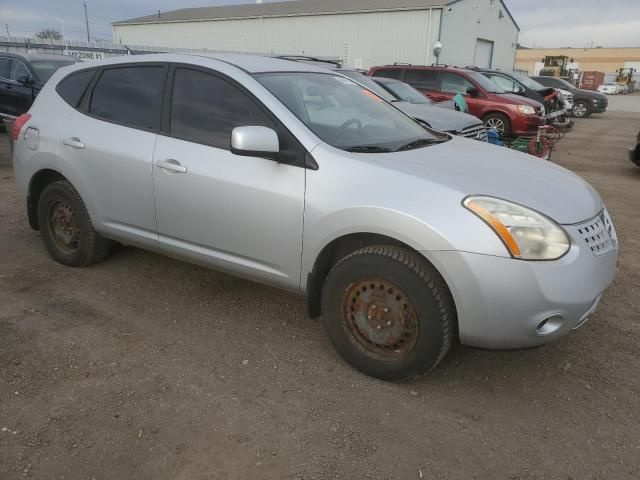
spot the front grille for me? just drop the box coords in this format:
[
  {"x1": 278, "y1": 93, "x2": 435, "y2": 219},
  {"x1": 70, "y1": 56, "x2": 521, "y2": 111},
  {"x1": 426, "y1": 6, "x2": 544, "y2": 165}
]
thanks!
[
  {"x1": 577, "y1": 210, "x2": 617, "y2": 256},
  {"x1": 461, "y1": 125, "x2": 488, "y2": 142}
]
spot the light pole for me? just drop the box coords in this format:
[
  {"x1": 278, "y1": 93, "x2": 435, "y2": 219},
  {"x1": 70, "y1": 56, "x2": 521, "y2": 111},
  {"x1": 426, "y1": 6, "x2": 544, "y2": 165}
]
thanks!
[
  {"x1": 83, "y1": 1, "x2": 91, "y2": 42},
  {"x1": 433, "y1": 41, "x2": 443, "y2": 66}
]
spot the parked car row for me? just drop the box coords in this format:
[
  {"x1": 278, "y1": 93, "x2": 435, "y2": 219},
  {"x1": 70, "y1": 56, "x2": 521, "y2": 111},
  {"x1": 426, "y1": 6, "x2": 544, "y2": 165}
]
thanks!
[
  {"x1": 10, "y1": 53, "x2": 618, "y2": 380},
  {"x1": 597, "y1": 82, "x2": 629, "y2": 95}
]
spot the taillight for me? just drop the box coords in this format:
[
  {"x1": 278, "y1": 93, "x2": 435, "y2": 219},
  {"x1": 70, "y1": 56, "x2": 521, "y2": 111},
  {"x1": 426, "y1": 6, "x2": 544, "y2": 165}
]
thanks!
[{"x1": 11, "y1": 113, "x2": 32, "y2": 141}]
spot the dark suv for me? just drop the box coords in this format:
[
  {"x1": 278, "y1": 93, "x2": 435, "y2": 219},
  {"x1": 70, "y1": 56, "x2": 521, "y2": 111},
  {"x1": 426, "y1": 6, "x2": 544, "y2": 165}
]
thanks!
[
  {"x1": 0, "y1": 53, "x2": 78, "y2": 120},
  {"x1": 532, "y1": 76, "x2": 608, "y2": 118},
  {"x1": 369, "y1": 65, "x2": 545, "y2": 136}
]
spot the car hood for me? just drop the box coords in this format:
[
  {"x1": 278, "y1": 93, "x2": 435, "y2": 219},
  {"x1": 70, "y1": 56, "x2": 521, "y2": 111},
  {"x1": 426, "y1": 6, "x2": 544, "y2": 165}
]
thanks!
[
  {"x1": 576, "y1": 89, "x2": 607, "y2": 100},
  {"x1": 362, "y1": 136, "x2": 602, "y2": 224},
  {"x1": 394, "y1": 102, "x2": 482, "y2": 133}
]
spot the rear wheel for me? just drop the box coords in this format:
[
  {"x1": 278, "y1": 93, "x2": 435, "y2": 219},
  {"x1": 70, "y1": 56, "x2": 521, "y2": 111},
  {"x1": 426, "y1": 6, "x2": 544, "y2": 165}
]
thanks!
[
  {"x1": 483, "y1": 112, "x2": 511, "y2": 135},
  {"x1": 321, "y1": 245, "x2": 456, "y2": 380},
  {"x1": 37, "y1": 180, "x2": 112, "y2": 267},
  {"x1": 572, "y1": 101, "x2": 591, "y2": 118}
]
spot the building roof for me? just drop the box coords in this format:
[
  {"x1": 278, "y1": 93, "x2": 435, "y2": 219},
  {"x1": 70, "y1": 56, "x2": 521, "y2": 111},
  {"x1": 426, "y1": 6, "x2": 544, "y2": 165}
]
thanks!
[{"x1": 113, "y1": 0, "x2": 449, "y2": 25}]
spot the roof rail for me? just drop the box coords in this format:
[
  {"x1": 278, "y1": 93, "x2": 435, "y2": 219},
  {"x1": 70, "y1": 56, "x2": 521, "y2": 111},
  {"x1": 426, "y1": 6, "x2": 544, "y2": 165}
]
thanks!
[
  {"x1": 275, "y1": 55, "x2": 343, "y2": 68},
  {"x1": 430, "y1": 64, "x2": 449, "y2": 68},
  {"x1": 393, "y1": 62, "x2": 412, "y2": 66}
]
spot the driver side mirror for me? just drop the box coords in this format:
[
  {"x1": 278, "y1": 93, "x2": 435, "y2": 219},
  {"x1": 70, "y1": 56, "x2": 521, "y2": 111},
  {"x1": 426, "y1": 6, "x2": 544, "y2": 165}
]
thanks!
[
  {"x1": 466, "y1": 86, "x2": 480, "y2": 97},
  {"x1": 513, "y1": 85, "x2": 524, "y2": 94},
  {"x1": 231, "y1": 126, "x2": 280, "y2": 160},
  {"x1": 16, "y1": 75, "x2": 33, "y2": 86}
]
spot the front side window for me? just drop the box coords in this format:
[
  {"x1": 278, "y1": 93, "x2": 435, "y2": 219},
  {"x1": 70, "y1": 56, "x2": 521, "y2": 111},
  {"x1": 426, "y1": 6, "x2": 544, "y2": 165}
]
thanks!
[
  {"x1": 0, "y1": 58, "x2": 11, "y2": 79},
  {"x1": 89, "y1": 66, "x2": 164, "y2": 130},
  {"x1": 257, "y1": 72, "x2": 447, "y2": 152},
  {"x1": 170, "y1": 68, "x2": 274, "y2": 149},
  {"x1": 487, "y1": 74, "x2": 517, "y2": 92},
  {"x1": 9, "y1": 60, "x2": 29, "y2": 81},
  {"x1": 404, "y1": 69, "x2": 438, "y2": 90},
  {"x1": 441, "y1": 73, "x2": 475, "y2": 95}
]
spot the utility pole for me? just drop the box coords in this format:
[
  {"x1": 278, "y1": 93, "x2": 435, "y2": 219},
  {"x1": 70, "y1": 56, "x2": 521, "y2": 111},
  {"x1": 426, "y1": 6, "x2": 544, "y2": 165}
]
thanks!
[
  {"x1": 5, "y1": 24, "x2": 9, "y2": 37},
  {"x1": 83, "y1": 1, "x2": 91, "y2": 42}
]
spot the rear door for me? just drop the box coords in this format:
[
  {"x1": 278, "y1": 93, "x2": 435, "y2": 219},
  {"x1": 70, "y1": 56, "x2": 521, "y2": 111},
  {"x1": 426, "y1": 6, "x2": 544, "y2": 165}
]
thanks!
[
  {"x1": 57, "y1": 64, "x2": 166, "y2": 249},
  {"x1": 402, "y1": 69, "x2": 443, "y2": 102},
  {"x1": 152, "y1": 66, "x2": 306, "y2": 290}
]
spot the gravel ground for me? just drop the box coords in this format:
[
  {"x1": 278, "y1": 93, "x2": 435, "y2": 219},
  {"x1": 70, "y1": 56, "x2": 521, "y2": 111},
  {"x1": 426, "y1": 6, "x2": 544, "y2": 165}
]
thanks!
[{"x1": 0, "y1": 109, "x2": 639, "y2": 480}]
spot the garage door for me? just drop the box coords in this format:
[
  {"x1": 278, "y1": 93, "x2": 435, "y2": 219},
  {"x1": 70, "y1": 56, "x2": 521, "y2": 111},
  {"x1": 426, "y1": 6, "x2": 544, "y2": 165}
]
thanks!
[{"x1": 474, "y1": 39, "x2": 494, "y2": 68}]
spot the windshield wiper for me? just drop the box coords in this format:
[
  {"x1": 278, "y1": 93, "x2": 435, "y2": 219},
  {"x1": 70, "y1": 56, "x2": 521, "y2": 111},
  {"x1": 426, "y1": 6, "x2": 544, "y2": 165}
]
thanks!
[
  {"x1": 396, "y1": 138, "x2": 444, "y2": 152},
  {"x1": 345, "y1": 145, "x2": 393, "y2": 153}
]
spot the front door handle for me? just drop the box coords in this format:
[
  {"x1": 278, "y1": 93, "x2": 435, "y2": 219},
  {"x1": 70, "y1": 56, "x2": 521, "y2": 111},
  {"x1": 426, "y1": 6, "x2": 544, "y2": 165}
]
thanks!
[
  {"x1": 157, "y1": 159, "x2": 188, "y2": 174},
  {"x1": 63, "y1": 137, "x2": 85, "y2": 149}
]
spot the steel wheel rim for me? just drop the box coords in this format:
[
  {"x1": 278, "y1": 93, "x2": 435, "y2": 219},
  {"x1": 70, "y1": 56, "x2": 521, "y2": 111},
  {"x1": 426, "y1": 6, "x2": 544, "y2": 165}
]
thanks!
[
  {"x1": 573, "y1": 104, "x2": 587, "y2": 117},
  {"x1": 485, "y1": 117, "x2": 505, "y2": 133},
  {"x1": 47, "y1": 201, "x2": 80, "y2": 254},
  {"x1": 342, "y1": 278, "x2": 419, "y2": 361}
]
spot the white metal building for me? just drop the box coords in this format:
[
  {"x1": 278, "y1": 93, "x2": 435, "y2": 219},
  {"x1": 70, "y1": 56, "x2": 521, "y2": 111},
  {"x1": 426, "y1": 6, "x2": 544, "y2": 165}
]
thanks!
[{"x1": 112, "y1": 0, "x2": 520, "y2": 70}]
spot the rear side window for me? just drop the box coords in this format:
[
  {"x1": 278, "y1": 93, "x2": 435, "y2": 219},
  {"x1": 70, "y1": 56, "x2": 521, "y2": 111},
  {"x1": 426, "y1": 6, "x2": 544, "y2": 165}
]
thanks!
[
  {"x1": 56, "y1": 70, "x2": 95, "y2": 107},
  {"x1": 404, "y1": 69, "x2": 438, "y2": 90},
  {"x1": 9, "y1": 60, "x2": 30, "y2": 81},
  {"x1": 371, "y1": 68, "x2": 402, "y2": 80},
  {"x1": 170, "y1": 68, "x2": 274, "y2": 149},
  {"x1": 89, "y1": 66, "x2": 164, "y2": 130},
  {"x1": 0, "y1": 58, "x2": 10, "y2": 78}
]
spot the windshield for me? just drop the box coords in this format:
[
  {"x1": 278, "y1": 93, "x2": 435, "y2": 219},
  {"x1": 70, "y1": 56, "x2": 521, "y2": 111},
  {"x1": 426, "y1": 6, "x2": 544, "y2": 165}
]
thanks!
[
  {"x1": 509, "y1": 72, "x2": 546, "y2": 90},
  {"x1": 30, "y1": 60, "x2": 77, "y2": 81},
  {"x1": 465, "y1": 71, "x2": 506, "y2": 94},
  {"x1": 381, "y1": 81, "x2": 432, "y2": 105},
  {"x1": 338, "y1": 70, "x2": 396, "y2": 102},
  {"x1": 256, "y1": 72, "x2": 446, "y2": 152}
]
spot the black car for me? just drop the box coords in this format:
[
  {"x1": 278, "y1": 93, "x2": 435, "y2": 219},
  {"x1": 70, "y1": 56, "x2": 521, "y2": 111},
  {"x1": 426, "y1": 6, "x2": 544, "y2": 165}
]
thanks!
[
  {"x1": 0, "y1": 53, "x2": 79, "y2": 120},
  {"x1": 630, "y1": 132, "x2": 640, "y2": 168},
  {"x1": 532, "y1": 76, "x2": 608, "y2": 118},
  {"x1": 476, "y1": 69, "x2": 571, "y2": 125}
]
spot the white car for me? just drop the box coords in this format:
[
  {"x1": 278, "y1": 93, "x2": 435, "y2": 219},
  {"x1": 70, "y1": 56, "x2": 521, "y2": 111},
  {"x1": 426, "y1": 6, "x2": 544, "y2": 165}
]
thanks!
[{"x1": 597, "y1": 82, "x2": 622, "y2": 95}]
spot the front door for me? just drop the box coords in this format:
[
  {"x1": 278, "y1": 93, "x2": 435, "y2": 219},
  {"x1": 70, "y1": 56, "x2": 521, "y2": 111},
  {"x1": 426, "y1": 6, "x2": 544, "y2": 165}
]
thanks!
[
  {"x1": 153, "y1": 67, "x2": 306, "y2": 290},
  {"x1": 474, "y1": 39, "x2": 494, "y2": 69},
  {"x1": 438, "y1": 72, "x2": 485, "y2": 117},
  {"x1": 0, "y1": 58, "x2": 33, "y2": 117}
]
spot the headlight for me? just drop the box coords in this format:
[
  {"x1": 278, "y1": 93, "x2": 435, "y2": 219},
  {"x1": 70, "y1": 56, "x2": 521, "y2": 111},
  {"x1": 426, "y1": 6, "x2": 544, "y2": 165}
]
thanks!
[
  {"x1": 517, "y1": 105, "x2": 536, "y2": 115},
  {"x1": 463, "y1": 196, "x2": 570, "y2": 260}
]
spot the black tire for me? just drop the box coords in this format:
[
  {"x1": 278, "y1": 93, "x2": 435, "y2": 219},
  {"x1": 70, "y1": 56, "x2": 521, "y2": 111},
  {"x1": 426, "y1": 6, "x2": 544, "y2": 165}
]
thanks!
[
  {"x1": 37, "y1": 180, "x2": 112, "y2": 267},
  {"x1": 321, "y1": 245, "x2": 456, "y2": 381},
  {"x1": 571, "y1": 100, "x2": 591, "y2": 118},
  {"x1": 483, "y1": 112, "x2": 511, "y2": 135}
]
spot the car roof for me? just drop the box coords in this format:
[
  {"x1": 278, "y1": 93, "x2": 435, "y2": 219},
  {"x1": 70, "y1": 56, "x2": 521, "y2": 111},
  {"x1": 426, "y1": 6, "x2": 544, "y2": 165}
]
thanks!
[
  {"x1": 58, "y1": 53, "x2": 333, "y2": 75},
  {"x1": 373, "y1": 64, "x2": 478, "y2": 74}
]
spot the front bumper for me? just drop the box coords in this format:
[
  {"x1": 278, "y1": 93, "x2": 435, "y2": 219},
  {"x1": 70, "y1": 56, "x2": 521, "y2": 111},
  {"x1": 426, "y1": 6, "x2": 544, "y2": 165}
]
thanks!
[
  {"x1": 512, "y1": 115, "x2": 545, "y2": 136},
  {"x1": 424, "y1": 214, "x2": 618, "y2": 349}
]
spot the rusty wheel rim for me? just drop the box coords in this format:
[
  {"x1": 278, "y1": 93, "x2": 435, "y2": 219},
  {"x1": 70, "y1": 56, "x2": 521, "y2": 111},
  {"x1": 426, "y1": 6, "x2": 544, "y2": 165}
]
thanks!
[
  {"x1": 47, "y1": 201, "x2": 80, "y2": 254},
  {"x1": 342, "y1": 278, "x2": 419, "y2": 361}
]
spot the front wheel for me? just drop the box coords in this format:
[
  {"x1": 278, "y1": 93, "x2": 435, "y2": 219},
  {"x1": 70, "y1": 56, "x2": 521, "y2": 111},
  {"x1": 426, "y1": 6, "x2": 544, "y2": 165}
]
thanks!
[
  {"x1": 37, "y1": 180, "x2": 112, "y2": 267},
  {"x1": 483, "y1": 113, "x2": 511, "y2": 135},
  {"x1": 572, "y1": 101, "x2": 591, "y2": 118},
  {"x1": 321, "y1": 246, "x2": 456, "y2": 380}
]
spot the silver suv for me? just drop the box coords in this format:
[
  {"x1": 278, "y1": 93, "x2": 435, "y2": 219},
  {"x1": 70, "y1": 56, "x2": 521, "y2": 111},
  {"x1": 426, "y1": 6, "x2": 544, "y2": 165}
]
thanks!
[{"x1": 12, "y1": 54, "x2": 618, "y2": 380}]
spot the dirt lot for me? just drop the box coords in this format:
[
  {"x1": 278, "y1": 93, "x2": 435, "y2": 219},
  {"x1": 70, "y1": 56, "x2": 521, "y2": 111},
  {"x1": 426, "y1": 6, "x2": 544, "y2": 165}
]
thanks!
[{"x1": 1, "y1": 110, "x2": 639, "y2": 480}]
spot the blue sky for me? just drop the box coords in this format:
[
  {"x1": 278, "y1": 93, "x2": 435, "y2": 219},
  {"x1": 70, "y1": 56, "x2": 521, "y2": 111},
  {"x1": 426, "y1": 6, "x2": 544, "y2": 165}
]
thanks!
[{"x1": 1, "y1": 0, "x2": 639, "y2": 48}]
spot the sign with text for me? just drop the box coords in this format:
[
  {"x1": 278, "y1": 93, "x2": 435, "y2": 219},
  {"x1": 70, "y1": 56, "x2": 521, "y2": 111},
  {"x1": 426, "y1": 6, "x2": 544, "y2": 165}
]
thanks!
[{"x1": 65, "y1": 50, "x2": 105, "y2": 61}]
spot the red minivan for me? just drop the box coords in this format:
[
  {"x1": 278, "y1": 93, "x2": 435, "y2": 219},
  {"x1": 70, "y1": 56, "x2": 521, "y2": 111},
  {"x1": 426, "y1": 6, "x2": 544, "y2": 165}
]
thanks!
[{"x1": 368, "y1": 65, "x2": 545, "y2": 136}]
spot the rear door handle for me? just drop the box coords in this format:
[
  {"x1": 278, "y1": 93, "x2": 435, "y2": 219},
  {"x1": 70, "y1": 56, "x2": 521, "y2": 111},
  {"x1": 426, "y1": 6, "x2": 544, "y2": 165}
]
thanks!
[
  {"x1": 63, "y1": 137, "x2": 85, "y2": 149},
  {"x1": 157, "y1": 159, "x2": 187, "y2": 174}
]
